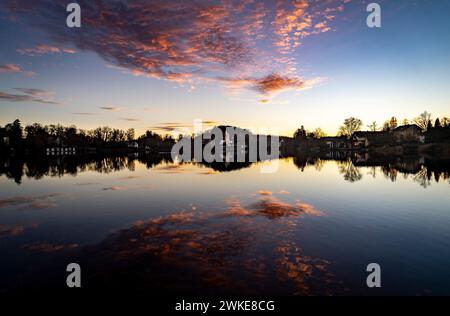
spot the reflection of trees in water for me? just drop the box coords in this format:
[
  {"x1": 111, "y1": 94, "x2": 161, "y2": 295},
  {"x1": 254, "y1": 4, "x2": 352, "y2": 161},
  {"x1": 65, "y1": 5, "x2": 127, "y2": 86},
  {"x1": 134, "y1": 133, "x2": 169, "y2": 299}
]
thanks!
[
  {"x1": 73, "y1": 195, "x2": 341, "y2": 295},
  {"x1": 413, "y1": 167, "x2": 432, "y2": 188},
  {"x1": 313, "y1": 158, "x2": 325, "y2": 172},
  {"x1": 337, "y1": 160, "x2": 363, "y2": 183},
  {"x1": 0, "y1": 154, "x2": 171, "y2": 184},
  {"x1": 367, "y1": 166, "x2": 377, "y2": 178},
  {"x1": 396, "y1": 163, "x2": 450, "y2": 188},
  {"x1": 381, "y1": 166, "x2": 398, "y2": 182},
  {"x1": 1, "y1": 153, "x2": 450, "y2": 189},
  {"x1": 293, "y1": 156, "x2": 307, "y2": 171},
  {"x1": 292, "y1": 155, "x2": 325, "y2": 172}
]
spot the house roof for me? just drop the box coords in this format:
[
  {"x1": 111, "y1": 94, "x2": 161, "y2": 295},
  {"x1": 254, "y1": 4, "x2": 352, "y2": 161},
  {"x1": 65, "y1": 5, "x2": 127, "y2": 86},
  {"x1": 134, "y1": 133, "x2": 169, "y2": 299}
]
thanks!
[
  {"x1": 352, "y1": 131, "x2": 385, "y2": 137},
  {"x1": 393, "y1": 124, "x2": 422, "y2": 132},
  {"x1": 320, "y1": 136, "x2": 348, "y2": 141}
]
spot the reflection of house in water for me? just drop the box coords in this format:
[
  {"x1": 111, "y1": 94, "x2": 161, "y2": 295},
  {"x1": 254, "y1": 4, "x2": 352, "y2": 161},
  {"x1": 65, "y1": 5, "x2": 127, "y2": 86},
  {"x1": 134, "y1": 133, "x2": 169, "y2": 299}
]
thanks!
[
  {"x1": 323, "y1": 150, "x2": 351, "y2": 160},
  {"x1": 352, "y1": 154, "x2": 425, "y2": 174}
]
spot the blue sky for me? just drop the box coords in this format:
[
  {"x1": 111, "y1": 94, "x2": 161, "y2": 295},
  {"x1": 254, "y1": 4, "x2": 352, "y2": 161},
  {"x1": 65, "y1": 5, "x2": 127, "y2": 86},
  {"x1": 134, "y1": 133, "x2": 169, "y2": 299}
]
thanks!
[{"x1": 0, "y1": 0, "x2": 449, "y2": 136}]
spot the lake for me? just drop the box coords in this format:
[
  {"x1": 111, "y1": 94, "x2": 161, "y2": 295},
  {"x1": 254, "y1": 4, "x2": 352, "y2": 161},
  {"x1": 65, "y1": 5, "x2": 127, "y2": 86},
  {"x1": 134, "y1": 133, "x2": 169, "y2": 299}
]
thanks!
[{"x1": 1, "y1": 153, "x2": 450, "y2": 295}]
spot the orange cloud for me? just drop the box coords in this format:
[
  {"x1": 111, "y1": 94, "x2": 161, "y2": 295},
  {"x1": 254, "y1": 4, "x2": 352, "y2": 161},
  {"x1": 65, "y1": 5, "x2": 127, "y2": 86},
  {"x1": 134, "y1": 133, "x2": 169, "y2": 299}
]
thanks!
[{"x1": 220, "y1": 73, "x2": 321, "y2": 100}]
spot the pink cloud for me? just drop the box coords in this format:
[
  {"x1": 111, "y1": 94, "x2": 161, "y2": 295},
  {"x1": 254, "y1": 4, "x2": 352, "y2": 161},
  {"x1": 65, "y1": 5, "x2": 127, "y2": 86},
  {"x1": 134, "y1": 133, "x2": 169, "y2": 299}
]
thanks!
[
  {"x1": 17, "y1": 44, "x2": 76, "y2": 56},
  {"x1": 0, "y1": 63, "x2": 35, "y2": 76},
  {"x1": 3, "y1": 0, "x2": 348, "y2": 100}
]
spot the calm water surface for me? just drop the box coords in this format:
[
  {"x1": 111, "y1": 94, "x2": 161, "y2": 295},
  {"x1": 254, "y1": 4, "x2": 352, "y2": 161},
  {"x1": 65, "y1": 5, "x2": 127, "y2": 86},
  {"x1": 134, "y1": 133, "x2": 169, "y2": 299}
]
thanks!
[{"x1": 1, "y1": 155, "x2": 450, "y2": 295}]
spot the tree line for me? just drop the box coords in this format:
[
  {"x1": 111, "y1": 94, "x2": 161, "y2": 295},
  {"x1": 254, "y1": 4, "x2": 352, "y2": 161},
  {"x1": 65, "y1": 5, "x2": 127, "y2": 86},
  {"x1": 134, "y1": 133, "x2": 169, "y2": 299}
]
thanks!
[
  {"x1": 294, "y1": 111, "x2": 450, "y2": 139},
  {"x1": 0, "y1": 119, "x2": 175, "y2": 151}
]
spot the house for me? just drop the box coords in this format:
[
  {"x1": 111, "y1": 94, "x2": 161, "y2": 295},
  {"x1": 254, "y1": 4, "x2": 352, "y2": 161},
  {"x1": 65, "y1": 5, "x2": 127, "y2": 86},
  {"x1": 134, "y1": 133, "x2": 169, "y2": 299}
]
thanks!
[
  {"x1": 352, "y1": 131, "x2": 391, "y2": 148},
  {"x1": 127, "y1": 141, "x2": 139, "y2": 149},
  {"x1": 352, "y1": 133, "x2": 370, "y2": 148},
  {"x1": 351, "y1": 125, "x2": 424, "y2": 148},
  {"x1": 320, "y1": 136, "x2": 351, "y2": 150},
  {"x1": 392, "y1": 124, "x2": 424, "y2": 143},
  {"x1": 46, "y1": 147, "x2": 76, "y2": 156}
]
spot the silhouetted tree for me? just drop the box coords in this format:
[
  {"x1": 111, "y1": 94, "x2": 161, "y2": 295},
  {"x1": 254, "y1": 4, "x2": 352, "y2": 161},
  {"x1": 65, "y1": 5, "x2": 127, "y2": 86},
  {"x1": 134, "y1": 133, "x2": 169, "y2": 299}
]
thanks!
[
  {"x1": 294, "y1": 125, "x2": 307, "y2": 139},
  {"x1": 414, "y1": 111, "x2": 432, "y2": 131},
  {"x1": 367, "y1": 121, "x2": 378, "y2": 131},
  {"x1": 442, "y1": 117, "x2": 450, "y2": 127},
  {"x1": 312, "y1": 128, "x2": 326, "y2": 138},
  {"x1": 338, "y1": 117, "x2": 362, "y2": 138},
  {"x1": 306, "y1": 128, "x2": 326, "y2": 139},
  {"x1": 126, "y1": 128, "x2": 135, "y2": 141},
  {"x1": 5, "y1": 119, "x2": 23, "y2": 146},
  {"x1": 1, "y1": 119, "x2": 175, "y2": 151},
  {"x1": 435, "y1": 118, "x2": 442, "y2": 128},
  {"x1": 381, "y1": 121, "x2": 391, "y2": 131},
  {"x1": 389, "y1": 117, "x2": 398, "y2": 130}
]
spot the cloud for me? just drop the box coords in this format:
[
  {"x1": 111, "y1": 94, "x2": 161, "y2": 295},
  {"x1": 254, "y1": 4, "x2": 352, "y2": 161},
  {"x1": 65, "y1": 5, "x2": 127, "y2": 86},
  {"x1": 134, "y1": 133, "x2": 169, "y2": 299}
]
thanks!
[
  {"x1": 154, "y1": 164, "x2": 187, "y2": 174},
  {"x1": 0, "y1": 88, "x2": 59, "y2": 105},
  {"x1": 76, "y1": 193, "x2": 334, "y2": 295},
  {"x1": 220, "y1": 73, "x2": 322, "y2": 100},
  {"x1": 17, "y1": 44, "x2": 76, "y2": 56},
  {"x1": 0, "y1": 223, "x2": 38, "y2": 238},
  {"x1": 0, "y1": 63, "x2": 35, "y2": 76},
  {"x1": 22, "y1": 241, "x2": 78, "y2": 252},
  {"x1": 226, "y1": 195, "x2": 323, "y2": 219},
  {"x1": 14, "y1": 87, "x2": 53, "y2": 97},
  {"x1": 150, "y1": 121, "x2": 218, "y2": 133},
  {"x1": 99, "y1": 106, "x2": 120, "y2": 111},
  {"x1": 0, "y1": 194, "x2": 59, "y2": 209},
  {"x1": 72, "y1": 112, "x2": 95, "y2": 115},
  {"x1": 102, "y1": 186, "x2": 128, "y2": 191},
  {"x1": 2, "y1": 0, "x2": 349, "y2": 100},
  {"x1": 0, "y1": 63, "x2": 21, "y2": 73},
  {"x1": 121, "y1": 118, "x2": 140, "y2": 122},
  {"x1": 118, "y1": 175, "x2": 141, "y2": 180}
]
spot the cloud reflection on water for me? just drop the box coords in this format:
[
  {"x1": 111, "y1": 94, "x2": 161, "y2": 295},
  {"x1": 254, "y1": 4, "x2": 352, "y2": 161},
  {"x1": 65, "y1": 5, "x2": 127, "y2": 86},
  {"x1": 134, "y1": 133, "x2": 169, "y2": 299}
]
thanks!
[{"x1": 78, "y1": 193, "x2": 337, "y2": 295}]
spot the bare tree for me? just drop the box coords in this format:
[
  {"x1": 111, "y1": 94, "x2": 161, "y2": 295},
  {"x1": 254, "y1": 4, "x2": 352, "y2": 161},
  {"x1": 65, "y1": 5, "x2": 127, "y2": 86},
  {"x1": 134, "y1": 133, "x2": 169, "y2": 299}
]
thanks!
[
  {"x1": 313, "y1": 127, "x2": 326, "y2": 138},
  {"x1": 307, "y1": 128, "x2": 326, "y2": 139},
  {"x1": 338, "y1": 117, "x2": 362, "y2": 138},
  {"x1": 413, "y1": 111, "x2": 432, "y2": 131},
  {"x1": 367, "y1": 121, "x2": 378, "y2": 131}
]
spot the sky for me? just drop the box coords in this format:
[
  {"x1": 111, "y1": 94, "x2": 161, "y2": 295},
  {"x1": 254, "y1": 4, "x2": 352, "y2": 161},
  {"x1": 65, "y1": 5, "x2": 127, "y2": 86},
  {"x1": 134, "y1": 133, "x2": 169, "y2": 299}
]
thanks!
[{"x1": 0, "y1": 0, "x2": 449, "y2": 137}]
